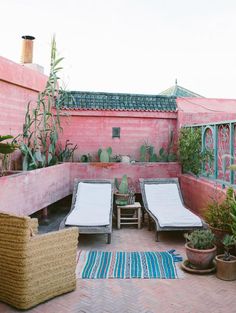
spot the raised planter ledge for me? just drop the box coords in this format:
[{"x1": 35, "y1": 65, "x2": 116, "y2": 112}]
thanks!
[
  {"x1": 0, "y1": 163, "x2": 71, "y2": 216},
  {"x1": 0, "y1": 162, "x2": 181, "y2": 216}
]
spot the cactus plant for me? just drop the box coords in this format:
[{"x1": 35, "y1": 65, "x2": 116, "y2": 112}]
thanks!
[
  {"x1": 115, "y1": 175, "x2": 129, "y2": 205},
  {"x1": 115, "y1": 175, "x2": 128, "y2": 194},
  {"x1": 98, "y1": 147, "x2": 112, "y2": 162},
  {"x1": 140, "y1": 142, "x2": 156, "y2": 162},
  {"x1": 184, "y1": 229, "x2": 215, "y2": 250},
  {"x1": 140, "y1": 145, "x2": 146, "y2": 162}
]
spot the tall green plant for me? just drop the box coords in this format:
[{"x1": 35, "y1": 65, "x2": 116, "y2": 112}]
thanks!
[
  {"x1": 178, "y1": 127, "x2": 213, "y2": 175},
  {"x1": 17, "y1": 36, "x2": 65, "y2": 170}
]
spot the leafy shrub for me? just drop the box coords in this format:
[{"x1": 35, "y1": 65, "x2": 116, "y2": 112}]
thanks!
[
  {"x1": 204, "y1": 186, "x2": 235, "y2": 232},
  {"x1": 178, "y1": 127, "x2": 213, "y2": 175}
]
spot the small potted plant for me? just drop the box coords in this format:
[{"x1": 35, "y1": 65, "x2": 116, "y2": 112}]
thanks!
[
  {"x1": 114, "y1": 175, "x2": 135, "y2": 206},
  {"x1": 215, "y1": 234, "x2": 236, "y2": 281},
  {"x1": 184, "y1": 229, "x2": 216, "y2": 269}
]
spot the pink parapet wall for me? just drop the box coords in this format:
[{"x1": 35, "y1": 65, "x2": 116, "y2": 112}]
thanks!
[
  {"x1": 59, "y1": 109, "x2": 178, "y2": 162},
  {"x1": 70, "y1": 162, "x2": 181, "y2": 193},
  {"x1": 0, "y1": 162, "x2": 181, "y2": 216},
  {"x1": 0, "y1": 56, "x2": 47, "y2": 136},
  {"x1": 177, "y1": 98, "x2": 236, "y2": 128},
  {"x1": 179, "y1": 174, "x2": 226, "y2": 216}
]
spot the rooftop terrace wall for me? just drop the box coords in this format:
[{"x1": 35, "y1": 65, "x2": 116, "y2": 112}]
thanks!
[
  {"x1": 59, "y1": 109, "x2": 177, "y2": 161},
  {"x1": 0, "y1": 56, "x2": 47, "y2": 136},
  {"x1": 177, "y1": 98, "x2": 236, "y2": 128}
]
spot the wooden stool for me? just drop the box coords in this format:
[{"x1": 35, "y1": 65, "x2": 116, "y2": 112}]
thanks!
[{"x1": 117, "y1": 202, "x2": 142, "y2": 229}]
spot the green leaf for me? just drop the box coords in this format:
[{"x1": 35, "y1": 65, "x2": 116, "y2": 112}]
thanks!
[
  {"x1": 35, "y1": 150, "x2": 43, "y2": 163},
  {"x1": 22, "y1": 156, "x2": 29, "y2": 171},
  {"x1": 0, "y1": 135, "x2": 14, "y2": 142},
  {"x1": 0, "y1": 143, "x2": 17, "y2": 154}
]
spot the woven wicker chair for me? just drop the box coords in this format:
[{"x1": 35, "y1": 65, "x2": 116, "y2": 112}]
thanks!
[{"x1": 0, "y1": 212, "x2": 79, "y2": 310}]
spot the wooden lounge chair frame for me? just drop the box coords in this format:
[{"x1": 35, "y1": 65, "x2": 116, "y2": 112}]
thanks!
[
  {"x1": 60, "y1": 179, "x2": 114, "y2": 244},
  {"x1": 139, "y1": 178, "x2": 204, "y2": 241}
]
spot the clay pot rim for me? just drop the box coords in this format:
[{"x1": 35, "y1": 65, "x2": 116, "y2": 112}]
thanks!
[
  {"x1": 185, "y1": 243, "x2": 217, "y2": 253},
  {"x1": 215, "y1": 254, "x2": 236, "y2": 263}
]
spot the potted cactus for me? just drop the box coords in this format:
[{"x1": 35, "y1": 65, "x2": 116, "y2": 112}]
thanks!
[
  {"x1": 114, "y1": 175, "x2": 129, "y2": 205},
  {"x1": 115, "y1": 175, "x2": 136, "y2": 206},
  {"x1": 184, "y1": 229, "x2": 216, "y2": 269},
  {"x1": 215, "y1": 234, "x2": 236, "y2": 281}
]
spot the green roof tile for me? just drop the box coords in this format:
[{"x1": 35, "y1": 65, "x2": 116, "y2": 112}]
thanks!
[
  {"x1": 61, "y1": 91, "x2": 176, "y2": 112},
  {"x1": 159, "y1": 84, "x2": 204, "y2": 98}
]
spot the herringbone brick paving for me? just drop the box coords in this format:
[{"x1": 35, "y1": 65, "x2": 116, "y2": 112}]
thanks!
[{"x1": 1, "y1": 225, "x2": 236, "y2": 312}]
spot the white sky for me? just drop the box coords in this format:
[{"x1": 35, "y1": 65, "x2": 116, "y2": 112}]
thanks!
[{"x1": 1, "y1": 0, "x2": 236, "y2": 98}]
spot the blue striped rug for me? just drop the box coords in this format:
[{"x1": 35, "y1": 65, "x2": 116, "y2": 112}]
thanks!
[{"x1": 76, "y1": 250, "x2": 182, "y2": 279}]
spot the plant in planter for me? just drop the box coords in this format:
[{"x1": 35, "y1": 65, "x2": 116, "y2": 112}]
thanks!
[
  {"x1": 114, "y1": 175, "x2": 135, "y2": 206},
  {"x1": 215, "y1": 234, "x2": 236, "y2": 281},
  {"x1": 98, "y1": 147, "x2": 112, "y2": 162},
  {"x1": 184, "y1": 229, "x2": 216, "y2": 269},
  {"x1": 80, "y1": 153, "x2": 92, "y2": 162},
  {"x1": 15, "y1": 36, "x2": 76, "y2": 170},
  {"x1": 204, "y1": 186, "x2": 235, "y2": 253},
  {"x1": 110, "y1": 154, "x2": 122, "y2": 162},
  {"x1": 0, "y1": 135, "x2": 19, "y2": 176},
  {"x1": 140, "y1": 142, "x2": 158, "y2": 162},
  {"x1": 57, "y1": 140, "x2": 78, "y2": 162}
]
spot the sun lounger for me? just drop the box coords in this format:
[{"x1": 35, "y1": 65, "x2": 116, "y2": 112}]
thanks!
[
  {"x1": 60, "y1": 179, "x2": 114, "y2": 243},
  {"x1": 139, "y1": 178, "x2": 204, "y2": 241}
]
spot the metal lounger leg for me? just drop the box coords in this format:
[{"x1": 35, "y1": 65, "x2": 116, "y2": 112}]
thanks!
[{"x1": 107, "y1": 233, "x2": 111, "y2": 244}]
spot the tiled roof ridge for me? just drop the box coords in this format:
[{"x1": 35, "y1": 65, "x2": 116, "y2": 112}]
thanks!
[
  {"x1": 68, "y1": 90, "x2": 176, "y2": 98},
  {"x1": 159, "y1": 84, "x2": 204, "y2": 98},
  {"x1": 60, "y1": 90, "x2": 177, "y2": 112}
]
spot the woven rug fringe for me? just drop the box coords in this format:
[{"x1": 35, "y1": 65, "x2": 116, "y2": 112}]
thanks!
[{"x1": 167, "y1": 249, "x2": 183, "y2": 262}]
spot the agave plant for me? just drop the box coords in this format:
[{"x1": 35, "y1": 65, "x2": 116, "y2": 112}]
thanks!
[{"x1": 222, "y1": 234, "x2": 236, "y2": 261}]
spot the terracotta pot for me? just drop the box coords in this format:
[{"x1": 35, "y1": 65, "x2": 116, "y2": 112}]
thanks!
[
  {"x1": 185, "y1": 243, "x2": 217, "y2": 269},
  {"x1": 215, "y1": 255, "x2": 236, "y2": 281}
]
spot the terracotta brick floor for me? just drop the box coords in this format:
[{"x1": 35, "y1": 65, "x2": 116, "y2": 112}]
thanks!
[{"x1": 1, "y1": 217, "x2": 236, "y2": 312}]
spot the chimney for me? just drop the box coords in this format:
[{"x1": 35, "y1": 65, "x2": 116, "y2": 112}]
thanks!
[
  {"x1": 20, "y1": 35, "x2": 44, "y2": 73},
  {"x1": 21, "y1": 35, "x2": 35, "y2": 64}
]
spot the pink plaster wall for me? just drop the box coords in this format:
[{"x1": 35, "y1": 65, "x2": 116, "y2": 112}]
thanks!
[
  {"x1": 177, "y1": 98, "x2": 236, "y2": 128},
  {"x1": 70, "y1": 162, "x2": 181, "y2": 193},
  {"x1": 0, "y1": 163, "x2": 71, "y2": 216},
  {"x1": 0, "y1": 56, "x2": 47, "y2": 136},
  {"x1": 59, "y1": 110, "x2": 177, "y2": 161},
  {"x1": 179, "y1": 174, "x2": 226, "y2": 216}
]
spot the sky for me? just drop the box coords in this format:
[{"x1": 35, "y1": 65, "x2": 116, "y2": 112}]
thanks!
[{"x1": 1, "y1": 0, "x2": 236, "y2": 98}]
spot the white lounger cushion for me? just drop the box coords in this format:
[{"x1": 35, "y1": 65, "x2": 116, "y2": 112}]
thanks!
[
  {"x1": 65, "y1": 182, "x2": 112, "y2": 226},
  {"x1": 144, "y1": 183, "x2": 202, "y2": 227}
]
